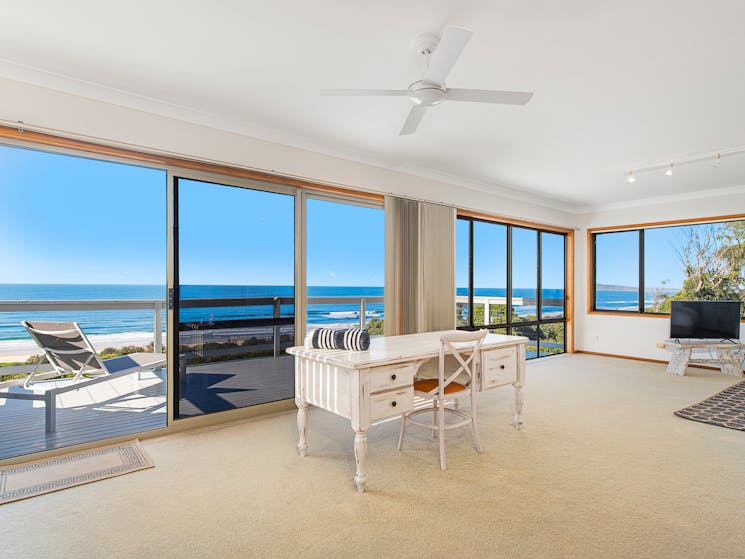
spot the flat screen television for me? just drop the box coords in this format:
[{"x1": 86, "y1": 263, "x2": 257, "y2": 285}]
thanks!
[{"x1": 669, "y1": 300, "x2": 742, "y2": 340}]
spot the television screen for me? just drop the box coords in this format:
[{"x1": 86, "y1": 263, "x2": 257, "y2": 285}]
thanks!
[{"x1": 669, "y1": 300, "x2": 741, "y2": 340}]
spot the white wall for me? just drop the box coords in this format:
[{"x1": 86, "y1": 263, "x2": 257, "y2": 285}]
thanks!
[
  {"x1": 575, "y1": 192, "x2": 745, "y2": 360},
  {"x1": 0, "y1": 77, "x2": 576, "y2": 229}
]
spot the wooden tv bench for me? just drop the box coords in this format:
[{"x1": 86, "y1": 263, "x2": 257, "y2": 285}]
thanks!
[{"x1": 660, "y1": 339, "x2": 744, "y2": 376}]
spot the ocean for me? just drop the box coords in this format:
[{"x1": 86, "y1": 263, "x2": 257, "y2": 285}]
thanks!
[
  {"x1": 0, "y1": 284, "x2": 593, "y2": 342},
  {"x1": 0, "y1": 284, "x2": 385, "y2": 342}
]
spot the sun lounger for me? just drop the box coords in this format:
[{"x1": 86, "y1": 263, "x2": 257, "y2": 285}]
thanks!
[{"x1": 0, "y1": 321, "x2": 166, "y2": 432}]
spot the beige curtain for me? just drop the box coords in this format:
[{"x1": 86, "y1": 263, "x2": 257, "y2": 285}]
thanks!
[{"x1": 384, "y1": 196, "x2": 456, "y2": 335}]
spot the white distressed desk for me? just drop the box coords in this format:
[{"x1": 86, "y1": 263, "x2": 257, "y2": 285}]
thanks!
[
  {"x1": 287, "y1": 331, "x2": 527, "y2": 492},
  {"x1": 660, "y1": 339, "x2": 744, "y2": 376}
]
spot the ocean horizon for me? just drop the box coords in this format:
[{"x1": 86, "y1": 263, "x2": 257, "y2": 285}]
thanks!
[{"x1": 0, "y1": 283, "x2": 585, "y2": 342}]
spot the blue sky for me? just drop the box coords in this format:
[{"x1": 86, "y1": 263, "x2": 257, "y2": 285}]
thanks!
[
  {"x1": 456, "y1": 219, "x2": 566, "y2": 290},
  {"x1": 0, "y1": 145, "x2": 167, "y2": 284},
  {"x1": 0, "y1": 143, "x2": 686, "y2": 291},
  {"x1": 0, "y1": 145, "x2": 384, "y2": 286},
  {"x1": 595, "y1": 229, "x2": 686, "y2": 289},
  {"x1": 306, "y1": 198, "x2": 384, "y2": 286}
]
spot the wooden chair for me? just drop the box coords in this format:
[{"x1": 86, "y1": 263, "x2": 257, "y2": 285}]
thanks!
[{"x1": 397, "y1": 329, "x2": 487, "y2": 470}]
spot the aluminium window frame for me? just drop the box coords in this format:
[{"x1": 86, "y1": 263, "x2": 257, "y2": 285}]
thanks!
[
  {"x1": 456, "y1": 215, "x2": 568, "y2": 358},
  {"x1": 0, "y1": 128, "x2": 390, "y2": 465}
]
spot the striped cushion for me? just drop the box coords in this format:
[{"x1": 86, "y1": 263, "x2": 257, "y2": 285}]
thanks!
[{"x1": 309, "y1": 328, "x2": 370, "y2": 351}]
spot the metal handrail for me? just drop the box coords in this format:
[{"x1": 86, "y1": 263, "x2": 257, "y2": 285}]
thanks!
[
  {"x1": 0, "y1": 295, "x2": 385, "y2": 358},
  {"x1": 0, "y1": 300, "x2": 163, "y2": 311},
  {"x1": 455, "y1": 295, "x2": 565, "y2": 306}
]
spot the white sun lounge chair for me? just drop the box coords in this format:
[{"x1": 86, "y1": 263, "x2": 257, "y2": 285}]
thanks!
[{"x1": 0, "y1": 321, "x2": 166, "y2": 432}]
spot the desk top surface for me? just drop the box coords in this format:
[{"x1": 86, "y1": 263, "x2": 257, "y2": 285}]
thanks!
[{"x1": 287, "y1": 330, "x2": 528, "y2": 369}]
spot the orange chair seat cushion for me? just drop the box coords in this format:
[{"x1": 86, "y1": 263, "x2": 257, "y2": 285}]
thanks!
[{"x1": 413, "y1": 379, "x2": 467, "y2": 395}]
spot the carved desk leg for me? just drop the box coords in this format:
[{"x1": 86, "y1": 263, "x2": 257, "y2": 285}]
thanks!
[
  {"x1": 513, "y1": 383, "x2": 524, "y2": 430},
  {"x1": 296, "y1": 402, "x2": 309, "y2": 457},
  {"x1": 513, "y1": 348, "x2": 526, "y2": 430},
  {"x1": 353, "y1": 430, "x2": 368, "y2": 493},
  {"x1": 666, "y1": 347, "x2": 690, "y2": 375},
  {"x1": 295, "y1": 358, "x2": 309, "y2": 457}
]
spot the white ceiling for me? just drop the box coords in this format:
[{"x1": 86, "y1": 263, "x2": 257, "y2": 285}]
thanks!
[{"x1": 2, "y1": 0, "x2": 745, "y2": 212}]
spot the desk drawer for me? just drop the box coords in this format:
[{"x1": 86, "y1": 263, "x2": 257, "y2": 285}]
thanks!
[
  {"x1": 368, "y1": 363, "x2": 414, "y2": 393},
  {"x1": 482, "y1": 348, "x2": 517, "y2": 389},
  {"x1": 370, "y1": 387, "x2": 414, "y2": 420}
]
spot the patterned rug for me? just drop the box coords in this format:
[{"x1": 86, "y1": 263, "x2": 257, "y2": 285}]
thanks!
[
  {"x1": 0, "y1": 439, "x2": 154, "y2": 504},
  {"x1": 674, "y1": 381, "x2": 745, "y2": 431}
]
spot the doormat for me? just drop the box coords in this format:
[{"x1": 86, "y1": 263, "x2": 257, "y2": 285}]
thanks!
[{"x1": 0, "y1": 439, "x2": 154, "y2": 504}]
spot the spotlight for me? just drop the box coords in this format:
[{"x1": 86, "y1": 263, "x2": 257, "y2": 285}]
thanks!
[
  {"x1": 665, "y1": 163, "x2": 674, "y2": 176},
  {"x1": 627, "y1": 171, "x2": 636, "y2": 183}
]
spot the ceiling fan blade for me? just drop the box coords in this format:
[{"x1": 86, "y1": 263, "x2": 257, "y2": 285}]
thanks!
[
  {"x1": 423, "y1": 26, "x2": 473, "y2": 84},
  {"x1": 447, "y1": 89, "x2": 534, "y2": 105},
  {"x1": 320, "y1": 89, "x2": 408, "y2": 97},
  {"x1": 399, "y1": 105, "x2": 428, "y2": 135}
]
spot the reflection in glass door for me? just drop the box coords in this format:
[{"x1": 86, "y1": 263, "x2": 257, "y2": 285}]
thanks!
[{"x1": 174, "y1": 178, "x2": 295, "y2": 418}]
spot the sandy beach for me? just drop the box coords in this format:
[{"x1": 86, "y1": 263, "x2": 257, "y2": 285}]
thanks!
[
  {"x1": 0, "y1": 321, "x2": 362, "y2": 363},
  {"x1": 0, "y1": 331, "x2": 158, "y2": 363}
]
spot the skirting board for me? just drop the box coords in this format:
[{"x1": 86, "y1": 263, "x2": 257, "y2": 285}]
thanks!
[{"x1": 574, "y1": 350, "x2": 726, "y2": 372}]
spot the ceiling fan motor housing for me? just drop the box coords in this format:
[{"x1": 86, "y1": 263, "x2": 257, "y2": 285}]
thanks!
[
  {"x1": 408, "y1": 81, "x2": 447, "y2": 106},
  {"x1": 413, "y1": 32, "x2": 440, "y2": 55}
]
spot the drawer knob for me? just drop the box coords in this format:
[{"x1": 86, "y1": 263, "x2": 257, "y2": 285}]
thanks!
[
  {"x1": 391, "y1": 400, "x2": 397, "y2": 407},
  {"x1": 391, "y1": 374, "x2": 397, "y2": 380},
  {"x1": 500, "y1": 365, "x2": 505, "y2": 370}
]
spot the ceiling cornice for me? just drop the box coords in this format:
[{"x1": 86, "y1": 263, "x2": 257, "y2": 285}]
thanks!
[
  {"x1": 391, "y1": 163, "x2": 584, "y2": 213},
  {"x1": 580, "y1": 183, "x2": 745, "y2": 214}
]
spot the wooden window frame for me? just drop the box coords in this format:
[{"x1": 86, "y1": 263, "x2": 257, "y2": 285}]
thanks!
[
  {"x1": 0, "y1": 125, "x2": 384, "y2": 203},
  {"x1": 588, "y1": 214, "x2": 745, "y2": 321}
]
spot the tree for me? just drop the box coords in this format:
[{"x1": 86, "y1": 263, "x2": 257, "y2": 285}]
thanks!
[
  {"x1": 658, "y1": 222, "x2": 745, "y2": 316},
  {"x1": 365, "y1": 317, "x2": 385, "y2": 335},
  {"x1": 457, "y1": 302, "x2": 519, "y2": 327},
  {"x1": 538, "y1": 322, "x2": 565, "y2": 345},
  {"x1": 646, "y1": 279, "x2": 671, "y2": 313}
]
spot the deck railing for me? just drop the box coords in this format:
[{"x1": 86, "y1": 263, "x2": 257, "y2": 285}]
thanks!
[
  {"x1": 455, "y1": 295, "x2": 565, "y2": 316},
  {"x1": 0, "y1": 296, "x2": 385, "y2": 359}
]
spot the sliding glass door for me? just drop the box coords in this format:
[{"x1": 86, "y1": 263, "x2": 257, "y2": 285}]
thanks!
[
  {"x1": 174, "y1": 178, "x2": 295, "y2": 418},
  {"x1": 305, "y1": 197, "x2": 384, "y2": 335},
  {"x1": 0, "y1": 144, "x2": 167, "y2": 460}
]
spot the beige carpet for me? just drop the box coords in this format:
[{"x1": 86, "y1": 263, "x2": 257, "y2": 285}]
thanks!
[
  {"x1": 2, "y1": 354, "x2": 744, "y2": 558},
  {"x1": 0, "y1": 440, "x2": 153, "y2": 505}
]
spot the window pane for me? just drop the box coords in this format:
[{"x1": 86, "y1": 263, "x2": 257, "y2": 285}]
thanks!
[
  {"x1": 539, "y1": 323, "x2": 565, "y2": 357},
  {"x1": 645, "y1": 221, "x2": 745, "y2": 317},
  {"x1": 512, "y1": 324, "x2": 538, "y2": 359},
  {"x1": 643, "y1": 226, "x2": 685, "y2": 312},
  {"x1": 177, "y1": 179, "x2": 295, "y2": 419},
  {"x1": 459, "y1": 219, "x2": 568, "y2": 362},
  {"x1": 512, "y1": 227, "x2": 537, "y2": 322},
  {"x1": 541, "y1": 232, "x2": 565, "y2": 319},
  {"x1": 455, "y1": 219, "x2": 470, "y2": 326},
  {"x1": 0, "y1": 145, "x2": 167, "y2": 459},
  {"x1": 306, "y1": 199, "x2": 384, "y2": 334},
  {"x1": 473, "y1": 221, "x2": 507, "y2": 326},
  {"x1": 594, "y1": 231, "x2": 639, "y2": 311}
]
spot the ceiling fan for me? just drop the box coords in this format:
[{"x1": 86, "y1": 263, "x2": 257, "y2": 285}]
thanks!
[{"x1": 321, "y1": 26, "x2": 533, "y2": 136}]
